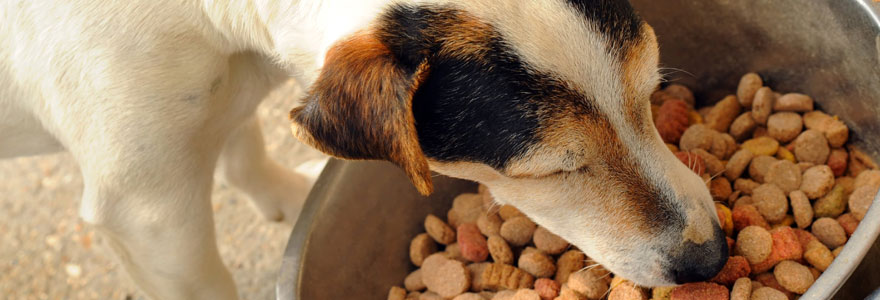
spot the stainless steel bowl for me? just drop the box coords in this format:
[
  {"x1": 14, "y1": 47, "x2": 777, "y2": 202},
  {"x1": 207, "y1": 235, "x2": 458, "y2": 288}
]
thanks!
[{"x1": 279, "y1": 1, "x2": 880, "y2": 299}]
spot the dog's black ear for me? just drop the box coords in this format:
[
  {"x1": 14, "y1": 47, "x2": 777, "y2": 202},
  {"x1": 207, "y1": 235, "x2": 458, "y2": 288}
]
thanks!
[{"x1": 290, "y1": 32, "x2": 433, "y2": 195}]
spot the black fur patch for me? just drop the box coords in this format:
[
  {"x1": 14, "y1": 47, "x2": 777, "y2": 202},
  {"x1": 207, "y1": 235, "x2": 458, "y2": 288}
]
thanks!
[{"x1": 563, "y1": 0, "x2": 643, "y2": 54}]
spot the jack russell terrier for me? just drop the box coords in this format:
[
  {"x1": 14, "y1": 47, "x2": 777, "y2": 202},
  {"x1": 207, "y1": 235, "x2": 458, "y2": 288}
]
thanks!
[{"x1": 1, "y1": 0, "x2": 727, "y2": 299}]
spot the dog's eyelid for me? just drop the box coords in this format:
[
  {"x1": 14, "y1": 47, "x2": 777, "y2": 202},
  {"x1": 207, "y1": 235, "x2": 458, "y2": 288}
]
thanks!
[{"x1": 504, "y1": 164, "x2": 591, "y2": 179}]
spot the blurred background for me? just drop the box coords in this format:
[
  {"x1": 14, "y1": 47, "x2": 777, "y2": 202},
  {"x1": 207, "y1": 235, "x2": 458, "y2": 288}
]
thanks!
[{"x1": 0, "y1": 80, "x2": 325, "y2": 300}]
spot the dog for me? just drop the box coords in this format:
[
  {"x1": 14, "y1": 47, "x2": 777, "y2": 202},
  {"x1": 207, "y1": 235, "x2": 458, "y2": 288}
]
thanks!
[{"x1": 1, "y1": 0, "x2": 727, "y2": 298}]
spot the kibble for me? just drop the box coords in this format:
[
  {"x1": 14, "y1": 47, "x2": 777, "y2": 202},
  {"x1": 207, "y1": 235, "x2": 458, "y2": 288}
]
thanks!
[
  {"x1": 500, "y1": 217, "x2": 537, "y2": 247},
  {"x1": 706, "y1": 95, "x2": 742, "y2": 133},
  {"x1": 800, "y1": 165, "x2": 835, "y2": 199},
  {"x1": 730, "y1": 112, "x2": 758, "y2": 141},
  {"x1": 773, "y1": 260, "x2": 813, "y2": 294},
  {"x1": 726, "y1": 149, "x2": 755, "y2": 180},
  {"x1": 751, "y1": 87, "x2": 775, "y2": 125},
  {"x1": 803, "y1": 111, "x2": 848, "y2": 147},
  {"x1": 735, "y1": 226, "x2": 772, "y2": 264},
  {"x1": 425, "y1": 215, "x2": 456, "y2": 245},
  {"x1": 533, "y1": 227, "x2": 569, "y2": 255},
  {"x1": 813, "y1": 184, "x2": 847, "y2": 218},
  {"x1": 518, "y1": 251, "x2": 556, "y2": 278},
  {"x1": 811, "y1": 218, "x2": 847, "y2": 249},
  {"x1": 478, "y1": 213, "x2": 503, "y2": 237},
  {"x1": 411, "y1": 233, "x2": 438, "y2": 266},
  {"x1": 422, "y1": 254, "x2": 471, "y2": 298},
  {"x1": 555, "y1": 250, "x2": 586, "y2": 284},
  {"x1": 773, "y1": 93, "x2": 813, "y2": 112},
  {"x1": 850, "y1": 185, "x2": 878, "y2": 221},
  {"x1": 534, "y1": 278, "x2": 560, "y2": 300},
  {"x1": 487, "y1": 235, "x2": 514, "y2": 265},
  {"x1": 568, "y1": 270, "x2": 609, "y2": 299},
  {"x1": 764, "y1": 160, "x2": 802, "y2": 193},
  {"x1": 748, "y1": 155, "x2": 778, "y2": 183},
  {"x1": 751, "y1": 184, "x2": 788, "y2": 222},
  {"x1": 766, "y1": 112, "x2": 802, "y2": 143},
  {"x1": 742, "y1": 137, "x2": 780, "y2": 157},
  {"x1": 406, "y1": 269, "x2": 427, "y2": 291},
  {"x1": 789, "y1": 191, "x2": 813, "y2": 229},
  {"x1": 730, "y1": 278, "x2": 752, "y2": 300},
  {"x1": 794, "y1": 130, "x2": 830, "y2": 165},
  {"x1": 458, "y1": 223, "x2": 490, "y2": 262},
  {"x1": 750, "y1": 287, "x2": 787, "y2": 300},
  {"x1": 669, "y1": 282, "x2": 728, "y2": 300}
]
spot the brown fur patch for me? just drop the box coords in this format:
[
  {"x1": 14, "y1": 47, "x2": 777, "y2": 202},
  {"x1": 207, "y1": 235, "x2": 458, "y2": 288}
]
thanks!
[
  {"x1": 621, "y1": 24, "x2": 660, "y2": 137},
  {"x1": 431, "y1": 10, "x2": 495, "y2": 60},
  {"x1": 289, "y1": 31, "x2": 433, "y2": 195}
]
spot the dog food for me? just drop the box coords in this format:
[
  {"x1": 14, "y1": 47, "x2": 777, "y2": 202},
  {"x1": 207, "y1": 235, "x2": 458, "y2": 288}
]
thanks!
[{"x1": 391, "y1": 73, "x2": 876, "y2": 300}]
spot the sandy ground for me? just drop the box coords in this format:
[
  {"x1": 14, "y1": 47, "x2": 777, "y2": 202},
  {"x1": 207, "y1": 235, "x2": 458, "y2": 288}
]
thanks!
[{"x1": 0, "y1": 81, "x2": 326, "y2": 300}]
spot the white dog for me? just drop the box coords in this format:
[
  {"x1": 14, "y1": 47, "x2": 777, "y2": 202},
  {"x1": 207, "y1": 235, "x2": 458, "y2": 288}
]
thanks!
[{"x1": 1, "y1": 0, "x2": 727, "y2": 299}]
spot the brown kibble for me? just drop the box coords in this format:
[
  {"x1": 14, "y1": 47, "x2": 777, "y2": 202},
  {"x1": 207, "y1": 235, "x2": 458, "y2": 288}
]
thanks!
[
  {"x1": 706, "y1": 95, "x2": 742, "y2": 133},
  {"x1": 534, "y1": 278, "x2": 560, "y2": 300},
  {"x1": 458, "y1": 223, "x2": 489, "y2": 262},
  {"x1": 752, "y1": 126, "x2": 770, "y2": 138},
  {"x1": 512, "y1": 289, "x2": 541, "y2": 300},
  {"x1": 656, "y1": 99, "x2": 691, "y2": 144},
  {"x1": 478, "y1": 213, "x2": 503, "y2": 237},
  {"x1": 675, "y1": 151, "x2": 706, "y2": 176},
  {"x1": 421, "y1": 254, "x2": 471, "y2": 298},
  {"x1": 794, "y1": 130, "x2": 830, "y2": 165},
  {"x1": 492, "y1": 290, "x2": 516, "y2": 300},
  {"x1": 811, "y1": 217, "x2": 847, "y2": 249},
  {"x1": 556, "y1": 284, "x2": 586, "y2": 300},
  {"x1": 389, "y1": 286, "x2": 407, "y2": 300},
  {"x1": 750, "y1": 287, "x2": 787, "y2": 300},
  {"x1": 694, "y1": 149, "x2": 725, "y2": 176},
  {"x1": 533, "y1": 227, "x2": 570, "y2": 255},
  {"x1": 425, "y1": 214, "x2": 456, "y2": 245},
  {"x1": 669, "y1": 282, "x2": 728, "y2": 300},
  {"x1": 732, "y1": 204, "x2": 770, "y2": 231},
  {"x1": 411, "y1": 233, "x2": 438, "y2": 267},
  {"x1": 847, "y1": 146, "x2": 878, "y2": 177},
  {"x1": 452, "y1": 193, "x2": 486, "y2": 228},
  {"x1": 789, "y1": 190, "x2": 813, "y2": 229},
  {"x1": 468, "y1": 263, "x2": 490, "y2": 292},
  {"x1": 730, "y1": 112, "x2": 758, "y2": 141},
  {"x1": 737, "y1": 73, "x2": 763, "y2": 107},
  {"x1": 406, "y1": 269, "x2": 427, "y2": 291},
  {"x1": 827, "y1": 149, "x2": 849, "y2": 177},
  {"x1": 715, "y1": 133, "x2": 738, "y2": 160},
  {"x1": 710, "y1": 178, "x2": 732, "y2": 201},
  {"x1": 764, "y1": 160, "x2": 802, "y2": 193},
  {"x1": 735, "y1": 226, "x2": 773, "y2": 264},
  {"x1": 804, "y1": 240, "x2": 833, "y2": 271},
  {"x1": 855, "y1": 170, "x2": 880, "y2": 190},
  {"x1": 848, "y1": 185, "x2": 876, "y2": 221},
  {"x1": 767, "y1": 112, "x2": 803, "y2": 143},
  {"x1": 452, "y1": 293, "x2": 485, "y2": 300},
  {"x1": 800, "y1": 165, "x2": 835, "y2": 199},
  {"x1": 500, "y1": 217, "x2": 537, "y2": 247},
  {"x1": 480, "y1": 263, "x2": 534, "y2": 291},
  {"x1": 735, "y1": 179, "x2": 761, "y2": 195},
  {"x1": 518, "y1": 251, "x2": 556, "y2": 278},
  {"x1": 665, "y1": 84, "x2": 696, "y2": 106},
  {"x1": 751, "y1": 87, "x2": 775, "y2": 125},
  {"x1": 680, "y1": 124, "x2": 717, "y2": 152},
  {"x1": 773, "y1": 260, "x2": 814, "y2": 294},
  {"x1": 709, "y1": 255, "x2": 751, "y2": 286},
  {"x1": 838, "y1": 176, "x2": 856, "y2": 194},
  {"x1": 803, "y1": 111, "x2": 849, "y2": 147},
  {"x1": 499, "y1": 205, "x2": 526, "y2": 221},
  {"x1": 568, "y1": 271, "x2": 610, "y2": 299},
  {"x1": 749, "y1": 155, "x2": 778, "y2": 183},
  {"x1": 773, "y1": 93, "x2": 814, "y2": 112},
  {"x1": 555, "y1": 250, "x2": 586, "y2": 283},
  {"x1": 487, "y1": 235, "x2": 514, "y2": 265},
  {"x1": 726, "y1": 149, "x2": 755, "y2": 180},
  {"x1": 752, "y1": 184, "x2": 788, "y2": 222},
  {"x1": 731, "y1": 277, "x2": 752, "y2": 300},
  {"x1": 837, "y1": 213, "x2": 859, "y2": 236},
  {"x1": 419, "y1": 291, "x2": 443, "y2": 300},
  {"x1": 754, "y1": 273, "x2": 793, "y2": 299}
]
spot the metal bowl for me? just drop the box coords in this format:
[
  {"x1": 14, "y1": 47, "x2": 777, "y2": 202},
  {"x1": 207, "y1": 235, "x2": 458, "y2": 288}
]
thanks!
[{"x1": 279, "y1": 1, "x2": 880, "y2": 299}]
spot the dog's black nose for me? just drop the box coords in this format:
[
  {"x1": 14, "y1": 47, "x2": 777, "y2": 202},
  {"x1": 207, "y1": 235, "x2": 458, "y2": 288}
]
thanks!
[{"x1": 670, "y1": 227, "x2": 729, "y2": 284}]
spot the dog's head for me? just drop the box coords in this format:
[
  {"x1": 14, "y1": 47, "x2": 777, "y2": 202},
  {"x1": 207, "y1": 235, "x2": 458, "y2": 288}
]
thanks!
[{"x1": 289, "y1": 0, "x2": 726, "y2": 286}]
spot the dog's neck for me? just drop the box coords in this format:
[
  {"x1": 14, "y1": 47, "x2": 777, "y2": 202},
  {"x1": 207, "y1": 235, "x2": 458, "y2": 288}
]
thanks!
[{"x1": 200, "y1": 0, "x2": 398, "y2": 85}]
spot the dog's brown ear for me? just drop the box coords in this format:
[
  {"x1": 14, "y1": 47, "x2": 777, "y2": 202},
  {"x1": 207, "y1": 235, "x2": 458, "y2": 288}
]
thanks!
[{"x1": 290, "y1": 32, "x2": 433, "y2": 195}]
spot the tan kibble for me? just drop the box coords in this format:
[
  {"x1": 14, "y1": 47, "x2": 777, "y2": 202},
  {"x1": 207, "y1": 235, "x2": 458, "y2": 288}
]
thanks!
[
  {"x1": 751, "y1": 87, "x2": 775, "y2": 125},
  {"x1": 837, "y1": 176, "x2": 856, "y2": 194},
  {"x1": 803, "y1": 111, "x2": 849, "y2": 147},
  {"x1": 487, "y1": 235, "x2": 514, "y2": 265},
  {"x1": 812, "y1": 218, "x2": 847, "y2": 249},
  {"x1": 750, "y1": 287, "x2": 787, "y2": 300},
  {"x1": 789, "y1": 190, "x2": 813, "y2": 229},
  {"x1": 731, "y1": 277, "x2": 752, "y2": 300},
  {"x1": 749, "y1": 155, "x2": 778, "y2": 183},
  {"x1": 499, "y1": 205, "x2": 526, "y2": 221},
  {"x1": 555, "y1": 250, "x2": 586, "y2": 283},
  {"x1": 411, "y1": 233, "x2": 438, "y2": 267},
  {"x1": 767, "y1": 112, "x2": 803, "y2": 143},
  {"x1": 773, "y1": 260, "x2": 814, "y2": 294},
  {"x1": 737, "y1": 73, "x2": 763, "y2": 107},
  {"x1": 607, "y1": 280, "x2": 648, "y2": 300},
  {"x1": 718, "y1": 133, "x2": 738, "y2": 160},
  {"x1": 797, "y1": 162, "x2": 815, "y2": 172},
  {"x1": 734, "y1": 196, "x2": 754, "y2": 208},
  {"x1": 478, "y1": 213, "x2": 503, "y2": 237},
  {"x1": 730, "y1": 112, "x2": 759, "y2": 141},
  {"x1": 694, "y1": 149, "x2": 725, "y2": 176},
  {"x1": 804, "y1": 240, "x2": 833, "y2": 271},
  {"x1": 848, "y1": 146, "x2": 879, "y2": 177},
  {"x1": 752, "y1": 126, "x2": 770, "y2": 138},
  {"x1": 854, "y1": 170, "x2": 880, "y2": 190},
  {"x1": 419, "y1": 291, "x2": 444, "y2": 300},
  {"x1": 452, "y1": 293, "x2": 485, "y2": 300},
  {"x1": 425, "y1": 214, "x2": 456, "y2": 245},
  {"x1": 765, "y1": 160, "x2": 802, "y2": 193},
  {"x1": 680, "y1": 124, "x2": 718, "y2": 152},
  {"x1": 444, "y1": 243, "x2": 465, "y2": 262},
  {"x1": 800, "y1": 165, "x2": 835, "y2": 199},
  {"x1": 726, "y1": 149, "x2": 755, "y2": 180},
  {"x1": 468, "y1": 263, "x2": 490, "y2": 292},
  {"x1": 533, "y1": 227, "x2": 569, "y2": 255},
  {"x1": 492, "y1": 290, "x2": 516, "y2": 300},
  {"x1": 405, "y1": 269, "x2": 427, "y2": 291},
  {"x1": 794, "y1": 130, "x2": 830, "y2": 165},
  {"x1": 735, "y1": 179, "x2": 761, "y2": 195},
  {"x1": 773, "y1": 93, "x2": 814, "y2": 112},
  {"x1": 849, "y1": 185, "x2": 877, "y2": 221},
  {"x1": 568, "y1": 271, "x2": 610, "y2": 299},
  {"x1": 518, "y1": 251, "x2": 556, "y2": 278},
  {"x1": 451, "y1": 193, "x2": 486, "y2": 228},
  {"x1": 421, "y1": 254, "x2": 471, "y2": 298},
  {"x1": 556, "y1": 284, "x2": 587, "y2": 300},
  {"x1": 480, "y1": 263, "x2": 535, "y2": 291},
  {"x1": 752, "y1": 184, "x2": 789, "y2": 222},
  {"x1": 389, "y1": 286, "x2": 407, "y2": 300},
  {"x1": 407, "y1": 291, "x2": 422, "y2": 300},
  {"x1": 735, "y1": 226, "x2": 773, "y2": 264},
  {"x1": 665, "y1": 84, "x2": 695, "y2": 107},
  {"x1": 706, "y1": 95, "x2": 742, "y2": 132},
  {"x1": 500, "y1": 217, "x2": 537, "y2": 247},
  {"x1": 710, "y1": 177, "x2": 732, "y2": 201}
]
